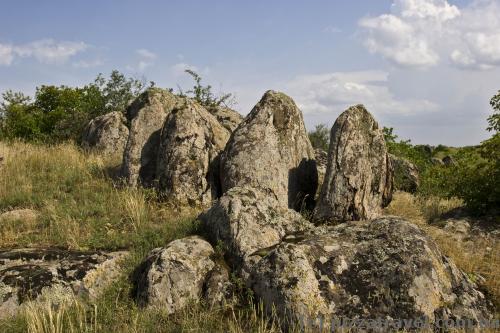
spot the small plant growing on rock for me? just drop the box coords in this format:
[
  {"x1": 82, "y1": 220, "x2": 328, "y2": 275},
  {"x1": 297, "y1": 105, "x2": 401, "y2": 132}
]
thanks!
[{"x1": 183, "y1": 69, "x2": 234, "y2": 108}]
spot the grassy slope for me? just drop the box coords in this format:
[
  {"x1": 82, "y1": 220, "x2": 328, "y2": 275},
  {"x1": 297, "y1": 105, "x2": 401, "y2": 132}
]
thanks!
[{"x1": 0, "y1": 141, "x2": 498, "y2": 332}]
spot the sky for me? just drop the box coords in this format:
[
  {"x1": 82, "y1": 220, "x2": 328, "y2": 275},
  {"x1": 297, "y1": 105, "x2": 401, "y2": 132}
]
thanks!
[{"x1": 1, "y1": 0, "x2": 499, "y2": 146}]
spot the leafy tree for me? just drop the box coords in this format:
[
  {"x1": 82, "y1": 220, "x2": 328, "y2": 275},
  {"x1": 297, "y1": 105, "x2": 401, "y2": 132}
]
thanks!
[
  {"x1": 488, "y1": 90, "x2": 500, "y2": 132},
  {"x1": 93, "y1": 70, "x2": 149, "y2": 114},
  {"x1": 308, "y1": 124, "x2": 330, "y2": 151},
  {"x1": 0, "y1": 70, "x2": 149, "y2": 142},
  {"x1": 0, "y1": 91, "x2": 39, "y2": 140}
]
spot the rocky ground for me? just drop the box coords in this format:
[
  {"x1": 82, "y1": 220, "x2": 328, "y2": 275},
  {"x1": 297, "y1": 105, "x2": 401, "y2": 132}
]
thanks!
[{"x1": 0, "y1": 88, "x2": 498, "y2": 332}]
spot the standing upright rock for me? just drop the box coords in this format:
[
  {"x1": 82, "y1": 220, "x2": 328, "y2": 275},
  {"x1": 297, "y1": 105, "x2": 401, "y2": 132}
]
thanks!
[
  {"x1": 81, "y1": 111, "x2": 129, "y2": 156},
  {"x1": 156, "y1": 101, "x2": 231, "y2": 207},
  {"x1": 220, "y1": 90, "x2": 317, "y2": 210},
  {"x1": 121, "y1": 88, "x2": 181, "y2": 187},
  {"x1": 314, "y1": 105, "x2": 393, "y2": 223}
]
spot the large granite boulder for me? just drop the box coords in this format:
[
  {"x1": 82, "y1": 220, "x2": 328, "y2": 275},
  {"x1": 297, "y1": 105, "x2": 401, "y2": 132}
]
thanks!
[
  {"x1": 200, "y1": 186, "x2": 313, "y2": 277},
  {"x1": 0, "y1": 248, "x2": 127, "y2": 319},
  {"x1": 121, "y1": 88, "x2": 182, "y2": 187},
  {"x1": 206, "y1": 105, "x2": 243, "y2": 132},
  {"x1": 81, "y1": 111, "x2": 129, "y2": 156},
  {"x1": 156, "y1": 101, "x2": 230, "y2": 207},
  {"x1": 133, "y1": 236, "x2": 231, "y2": 312},
  {"x1": 314, "y1": 105, "x2": 393, "y2": 223},
  {"x1": 248, "y1": 217, "x2": 493, "y2": 330},
  {"x1": 390, "y1": 154, "x2": 420, "y2": 193},
  {"x1": 221, "y1": 91, "x2": 317, "y2": 211}
]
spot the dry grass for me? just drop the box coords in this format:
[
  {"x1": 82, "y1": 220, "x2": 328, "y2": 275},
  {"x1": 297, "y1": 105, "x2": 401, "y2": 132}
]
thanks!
[
  {"x1": 385, "y1": 191, "x2": 500, "y2": 313},
  {"x1": 0, "y1": 140, "x2": 197, "y2": 250},
  {"x1": 0, "y1": 142, "x2": 498, "y2": 332}
]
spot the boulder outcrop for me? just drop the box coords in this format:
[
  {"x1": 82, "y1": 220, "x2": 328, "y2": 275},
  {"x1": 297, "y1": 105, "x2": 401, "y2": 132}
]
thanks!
[
  {"x1": 133, "y1": 236, "x2": 231, "y2": 311},
  {"x1": 156, "y1": 101, "x2": 230, "y2": 207},
  {"x1": 81, "y1": 111, "x2": 129, "y2": 156},
  {"x1": 248, "y1": 217, "x2": 493, "y2": 330},
  {"x1": 220, "y1": 90, "x2": 317, "y2": 210},
  {"x1": 200, "y1": 186, "x2": 313, "y2": 277},
  {"x1": 121, "y1": 88, "x2": 181, "y2": 187},
  {"x1": 0, "y1": 248, "x2": 127, "y2": 318},
  {"x1": 390, "y1": 154, "x2": 420, "y2": 193},
  {"x1": 206, "y1": 105, "x2": 243, "y2": 132},
  {"x1": 314, "y1": 105, "x2": 393, "y2": 223}
]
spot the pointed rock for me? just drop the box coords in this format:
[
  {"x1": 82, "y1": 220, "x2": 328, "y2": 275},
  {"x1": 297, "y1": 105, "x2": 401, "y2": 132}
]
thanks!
[
  {"x1": 221, "y1": 90, "x2": 317, "y2": 210},
  {"x1": 156, "y1": 101, "x2": 230, "y2": 207},
  {"x1": 314, "y1": 105, "x2": 393, "y2": 223},
  {"x1": 121, "y1": 88, "x2": 181, "y2": 187}
]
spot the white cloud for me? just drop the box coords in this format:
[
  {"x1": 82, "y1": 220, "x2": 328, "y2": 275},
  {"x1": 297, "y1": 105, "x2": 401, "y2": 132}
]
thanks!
[
  {"x1": 72, "y1": 59, "x2": 104, "y2": 68},
  {"x1": 136, "y1": 48, "x2": 157, "y2": 60},
  {"x1": 0, "y1": 44, "x2": 14, "y2": 65},
  {"x1": 285, "y1": 70, "x2": 438, "y2": 117},
  {"x1": 0, "y1": 39, "x2": 88, "y2": 66},
  {"x1": 359, "y1": 0, "x2": 500, "y2": 70},
  {"x1": 15, "y1": 39, "x2": 88, "y2": 64},
  {"x1": 128, "y1": 48, "x2": 157, "y2": 72}
]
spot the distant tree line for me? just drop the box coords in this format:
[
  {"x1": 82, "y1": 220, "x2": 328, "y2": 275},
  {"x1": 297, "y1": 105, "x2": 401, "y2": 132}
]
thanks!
[
  {"x1": 308, "y1": 92, "x2": 500, "y2": 216},
  {"x1": 0, "y1": 70, "x2": 149, "y2": 142},
  {"x1": 0, "y1": 69, "x2": 233, "y2": 143}
]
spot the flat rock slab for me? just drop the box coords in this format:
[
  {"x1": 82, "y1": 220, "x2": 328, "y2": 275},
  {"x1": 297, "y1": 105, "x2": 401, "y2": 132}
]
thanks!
[{"x1": 0, "y1": 248, "x2": 127, "y2": 318}]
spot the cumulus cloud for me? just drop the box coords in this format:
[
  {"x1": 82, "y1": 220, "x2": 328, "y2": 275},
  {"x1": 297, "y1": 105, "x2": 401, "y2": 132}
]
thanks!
[
  {"x1": 359, "y1": 0, "x2": 500, "y2": 69},
  {"x1": 136, "y1": 48, "x2": 157, "y2": 60},
  {"x1": 0, "y1": 44, "x2": 14, "y2": 65},
  {"x1": 285, "y1": 70, "x2": 438, "y2": 117},
  {"x1": 126, "y1": 48, "x2": 157, "y2": 72},
  {"x1": 0, "y1": 39, "x2": 88, "y2": 66}
]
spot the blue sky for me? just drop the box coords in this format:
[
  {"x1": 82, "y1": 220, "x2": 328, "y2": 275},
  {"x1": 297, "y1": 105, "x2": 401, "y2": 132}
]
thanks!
[{"x1": 1, "y1": 0, "x2": 499, "y2": 145}]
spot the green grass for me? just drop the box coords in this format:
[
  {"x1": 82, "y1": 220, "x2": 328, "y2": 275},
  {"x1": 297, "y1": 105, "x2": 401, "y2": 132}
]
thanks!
[{"x1": 0, "y1": 141, "x2": 295, "y2": 333}]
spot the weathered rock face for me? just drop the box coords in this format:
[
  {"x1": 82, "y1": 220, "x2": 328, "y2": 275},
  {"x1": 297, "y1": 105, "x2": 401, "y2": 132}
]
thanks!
[
  {"x1": 221, "y1": 91, "x2": 317, "y2": 210},
  {"x1": 156, "y1": 102, "x2": 230, "y2": 207},
  {"x1": 390, "y1": 154, "x2": 420, "y2": 193},
  {"x1": 200, "y1": 186, "x2": 313, "y2": 277},
  {"x1": 442, "y1": 155, "x2": 456, "y2": 166},
  {"x1": 431, "y1": 157, "x2": 444, "y2": 166},
  {"x1": 314, "y1": 148, "x2": 328, "y2": 198},
  {"x1": 133, "y1": 236, "x2": 231, "y2": 312},
  {"x1": 121, "y1": 88, "x2": 181, "y2": 187},
  {"x1": 206, "y1": 105, "x2": 243, "y2": 132},
  {"x1": 248, "y1": 217, "x2": 493, "y2": 329},
  {"x1": 81, "y1": 111, "x2": 129, "y2": 156},
  {"x1": 314, "y1": 105, "x2": 393, "y2": 223},
  {"x1": 0, "y1": 248, "x2": 127, "y2": 319}
]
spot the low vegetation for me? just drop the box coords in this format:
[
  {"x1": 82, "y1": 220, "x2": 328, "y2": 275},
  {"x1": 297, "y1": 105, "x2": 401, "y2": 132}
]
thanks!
[
  {"x1": 0, "y1": 141, "x2": 497, "y2": 332},
  {"x1": 0, "y1": 74, "x2": 498, "y2": 331}
]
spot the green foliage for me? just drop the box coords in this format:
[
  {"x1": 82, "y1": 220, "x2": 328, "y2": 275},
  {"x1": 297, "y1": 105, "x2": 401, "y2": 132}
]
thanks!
[
  {"x1": 384, "y1": 89, "x2": 500, "y2": 216},
  {"x1": 308, "y1": 123, "x2": 330, "y2": 151},
  {"x1": 183, "y1": 69, "x2": 234, "y2": 108},
  {"x1": 488, "y1": 90, "x2": 500, "y2": 132},
  {"x1": 0, "y1": 71, "x2": 149, "y2": 143},
  {"x1": 383, "y1": 127, "x2": 431, "y2": 171}
]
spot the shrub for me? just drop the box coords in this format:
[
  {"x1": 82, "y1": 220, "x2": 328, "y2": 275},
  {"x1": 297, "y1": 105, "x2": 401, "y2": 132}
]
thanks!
[
  {"x1": 0, "y1": 71, "x2": 149, "y2": 143},
  {"x1": 308, "y1": 124, "x2": 329, "y2": 151}
]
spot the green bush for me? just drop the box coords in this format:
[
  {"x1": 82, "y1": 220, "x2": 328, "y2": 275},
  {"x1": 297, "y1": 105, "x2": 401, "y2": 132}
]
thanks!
[
  {"x1": 308, "y1": 124, "x2": 330, "y2": 151},
  {"x1": 0, "y1": 70, "x2": 149, "y2": 143}
]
